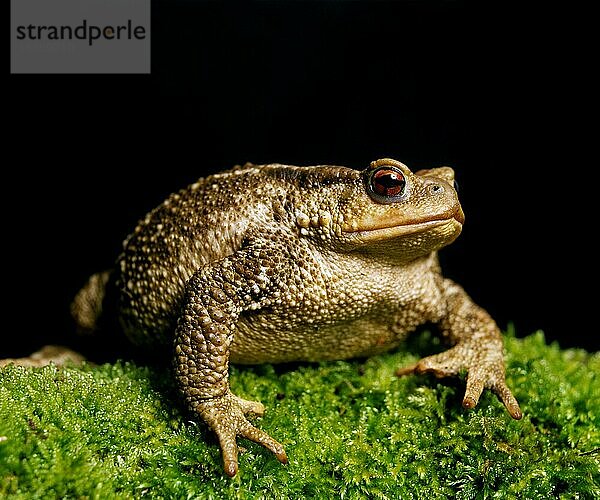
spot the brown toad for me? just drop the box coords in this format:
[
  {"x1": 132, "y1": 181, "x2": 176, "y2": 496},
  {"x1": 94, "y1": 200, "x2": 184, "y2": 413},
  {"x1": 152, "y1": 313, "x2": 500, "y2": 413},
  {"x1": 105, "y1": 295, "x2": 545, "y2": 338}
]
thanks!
[{"x1": 72, "y1": 158, "x2": 522, "y2": 476}]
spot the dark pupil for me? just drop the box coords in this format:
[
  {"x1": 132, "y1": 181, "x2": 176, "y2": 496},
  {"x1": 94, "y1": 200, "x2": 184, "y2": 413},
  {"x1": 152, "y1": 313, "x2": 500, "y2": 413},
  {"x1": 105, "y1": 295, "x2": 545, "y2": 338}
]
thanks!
[{"x1": 372, "y1": 169, "x2": 405, "y2": 197}]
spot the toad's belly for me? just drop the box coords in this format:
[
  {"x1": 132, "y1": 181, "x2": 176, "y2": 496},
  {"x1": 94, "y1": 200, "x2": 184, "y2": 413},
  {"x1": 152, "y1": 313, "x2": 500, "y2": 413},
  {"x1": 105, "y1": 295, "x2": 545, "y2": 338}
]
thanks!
[{"x1": 230, "y1": 312, "x2": 417, "y2": 364}]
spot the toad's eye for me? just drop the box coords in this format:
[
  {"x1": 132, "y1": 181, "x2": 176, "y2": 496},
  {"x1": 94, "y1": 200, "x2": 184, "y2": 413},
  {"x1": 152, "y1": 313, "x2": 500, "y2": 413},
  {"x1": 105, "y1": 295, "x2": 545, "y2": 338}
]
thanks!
[{"x1": 367, "y1": 167, "x2": 407, "y2": 203}]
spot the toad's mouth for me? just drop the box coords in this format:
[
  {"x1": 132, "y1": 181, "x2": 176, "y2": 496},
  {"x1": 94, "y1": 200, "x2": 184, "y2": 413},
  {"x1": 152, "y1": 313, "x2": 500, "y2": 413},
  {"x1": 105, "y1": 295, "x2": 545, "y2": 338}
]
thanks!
[
  {"x1": 349, "y1": 218, "x2": 462, "y2": 244},
  {"x1": 342, "y1": 207, "x2": 465, "y2": 243}
]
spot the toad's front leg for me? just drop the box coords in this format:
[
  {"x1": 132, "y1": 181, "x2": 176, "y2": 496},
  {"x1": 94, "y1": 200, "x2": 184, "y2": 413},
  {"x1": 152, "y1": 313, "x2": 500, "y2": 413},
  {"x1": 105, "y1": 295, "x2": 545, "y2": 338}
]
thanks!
[
  {"x1": 174, "y1": 249, "x2": 288, "y2": 477},
  {"x1": 397, "y1": 279, "x2": 522, "y2": 419}
]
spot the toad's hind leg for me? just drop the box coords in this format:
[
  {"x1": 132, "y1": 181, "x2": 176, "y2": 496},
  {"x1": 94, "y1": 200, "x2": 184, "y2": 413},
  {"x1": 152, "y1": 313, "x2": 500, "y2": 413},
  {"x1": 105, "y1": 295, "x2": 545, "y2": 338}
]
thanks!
[{"x1": 71, "y1": 270, "x2": 113, "y2": 334}]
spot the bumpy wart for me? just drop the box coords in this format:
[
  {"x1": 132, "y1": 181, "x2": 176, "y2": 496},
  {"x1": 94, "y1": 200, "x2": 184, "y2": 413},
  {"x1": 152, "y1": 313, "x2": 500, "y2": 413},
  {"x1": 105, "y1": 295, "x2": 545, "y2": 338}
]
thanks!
[{"x1": 72, "y1": 158, "x2": 521, "y2": 477}]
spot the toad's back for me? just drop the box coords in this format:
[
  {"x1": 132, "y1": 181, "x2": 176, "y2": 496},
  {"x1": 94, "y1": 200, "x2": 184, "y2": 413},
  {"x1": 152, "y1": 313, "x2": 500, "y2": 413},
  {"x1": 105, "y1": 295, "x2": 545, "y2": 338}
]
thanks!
[{"x1": 115, "y1": 164, "x2": 293, "y2": 346}]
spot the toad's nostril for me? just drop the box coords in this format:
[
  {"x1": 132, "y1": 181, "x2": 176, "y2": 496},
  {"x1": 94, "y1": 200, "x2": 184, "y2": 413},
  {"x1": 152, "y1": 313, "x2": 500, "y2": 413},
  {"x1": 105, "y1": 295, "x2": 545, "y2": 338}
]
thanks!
[{"x1": 430, "y1": 184, "x2": 444, "y2": 194}]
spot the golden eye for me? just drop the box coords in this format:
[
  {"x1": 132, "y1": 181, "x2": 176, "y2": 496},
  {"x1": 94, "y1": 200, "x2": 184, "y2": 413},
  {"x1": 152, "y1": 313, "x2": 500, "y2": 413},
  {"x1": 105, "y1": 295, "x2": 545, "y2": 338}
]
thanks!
[{"x1": 367, "y1": 167, "x2": 407, "y2": 203}]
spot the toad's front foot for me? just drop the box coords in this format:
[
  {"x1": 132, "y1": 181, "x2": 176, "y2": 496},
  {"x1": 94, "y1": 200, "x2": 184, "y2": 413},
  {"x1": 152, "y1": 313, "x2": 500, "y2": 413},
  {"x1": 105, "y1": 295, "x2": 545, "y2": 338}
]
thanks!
[
  {"x1": 196, "y1": 392, "x2": 288, "y2": 477},
  {"x1": 396, "y1": 343, "x2": 522, "y2": 420}
]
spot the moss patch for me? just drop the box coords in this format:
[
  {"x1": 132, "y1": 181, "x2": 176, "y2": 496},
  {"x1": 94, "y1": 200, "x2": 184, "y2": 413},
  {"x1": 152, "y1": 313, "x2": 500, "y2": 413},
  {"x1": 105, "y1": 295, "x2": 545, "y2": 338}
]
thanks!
[{"x1": 1, "y1": 330, "x2": 598, "y2": 499}]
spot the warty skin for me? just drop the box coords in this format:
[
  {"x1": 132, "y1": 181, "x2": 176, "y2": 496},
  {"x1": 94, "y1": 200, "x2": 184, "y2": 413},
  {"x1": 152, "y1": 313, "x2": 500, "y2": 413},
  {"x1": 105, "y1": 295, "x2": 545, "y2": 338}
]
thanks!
[{"x1": 72, "y1": 158, "x2": 522, "y2": 477}]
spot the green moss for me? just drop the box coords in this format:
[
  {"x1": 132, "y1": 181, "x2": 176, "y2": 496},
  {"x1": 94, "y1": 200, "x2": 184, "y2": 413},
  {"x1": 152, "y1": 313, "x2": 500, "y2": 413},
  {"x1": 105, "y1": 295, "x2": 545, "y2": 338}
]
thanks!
[{"x1": 1, "y1": 330, "x2": 598, "y2": 499}]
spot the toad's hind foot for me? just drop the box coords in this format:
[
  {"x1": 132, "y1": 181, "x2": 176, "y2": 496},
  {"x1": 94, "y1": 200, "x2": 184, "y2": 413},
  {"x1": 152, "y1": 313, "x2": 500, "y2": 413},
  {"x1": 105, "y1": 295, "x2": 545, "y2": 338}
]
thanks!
[{"x1": 396, "y1": 344, "x2": 522, "y2": 420}]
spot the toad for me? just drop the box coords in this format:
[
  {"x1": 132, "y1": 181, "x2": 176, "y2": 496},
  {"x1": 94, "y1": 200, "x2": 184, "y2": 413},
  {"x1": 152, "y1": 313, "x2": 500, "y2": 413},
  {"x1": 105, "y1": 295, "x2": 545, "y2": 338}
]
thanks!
[{"x1": 72, "y1": 158, "x2": 522, "y2": 476}]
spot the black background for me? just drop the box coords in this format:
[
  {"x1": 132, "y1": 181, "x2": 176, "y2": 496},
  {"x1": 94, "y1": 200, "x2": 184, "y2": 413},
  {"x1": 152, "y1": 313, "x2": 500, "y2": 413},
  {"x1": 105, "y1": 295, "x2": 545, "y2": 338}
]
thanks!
[{"x1": 6, "y1": 1, "x2": 596, "y2": 358}]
